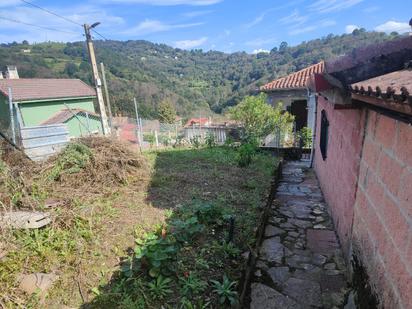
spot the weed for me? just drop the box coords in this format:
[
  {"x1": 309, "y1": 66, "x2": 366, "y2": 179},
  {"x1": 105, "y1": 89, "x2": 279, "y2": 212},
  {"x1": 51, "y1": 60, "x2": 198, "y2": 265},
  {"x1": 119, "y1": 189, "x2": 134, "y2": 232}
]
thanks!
[
  {"x1": 205, "y1": 133, "x2": 216, "y2": 148},
  {"x1": 48, "y1": 142, "x2": 92, "y2": 180},
  {"x1": 179, "y1": 272, "x2": 207, "y2": 298},
  {"x1": 169, "y1": 216, "x2": 204, "y2": 244},
  {"x1": 211, "y1": 275, "x2": 238, "y2": 305},
  {"x1": 147, "y1": 275, "x2": 173, "y2": 300},
  {"x1": 219, "y1": 242, "x2": 240, "y2": 258},
  {"x1": 179, "y1": 298, "x2": 211, "y2": 309},
  {"x1": 236, "y1": 142, "x2": 257, "y2": 167},
  {"x1": 190, "y1": 136, "x2": 201, "y2": 149}
]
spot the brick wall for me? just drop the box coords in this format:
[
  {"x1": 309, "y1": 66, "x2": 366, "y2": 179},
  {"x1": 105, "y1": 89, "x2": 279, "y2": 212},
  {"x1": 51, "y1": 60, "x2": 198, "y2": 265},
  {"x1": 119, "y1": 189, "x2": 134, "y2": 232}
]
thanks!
[
  {"x1": 352, "y1": 110, "x2": 412, "y2": 308},
  {"x1": 313, "y1": 96, "x2": 365, "y2": 255}
]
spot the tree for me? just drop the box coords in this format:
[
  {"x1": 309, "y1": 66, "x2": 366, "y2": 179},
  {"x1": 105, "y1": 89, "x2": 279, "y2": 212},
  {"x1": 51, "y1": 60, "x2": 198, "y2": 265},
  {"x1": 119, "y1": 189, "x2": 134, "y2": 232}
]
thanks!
[
  {"x1": 229, "y1": 93, "x2": 293, "y2": 142},
  {"x1": 64, "y1": 62, "x2": 78, "y2": 77},
  {"x1": 279, "y1": 41, "x2": 288, "y2": 53},
  {"x1": 158, "y1": 99, "x2": 177, "y2": 124}
]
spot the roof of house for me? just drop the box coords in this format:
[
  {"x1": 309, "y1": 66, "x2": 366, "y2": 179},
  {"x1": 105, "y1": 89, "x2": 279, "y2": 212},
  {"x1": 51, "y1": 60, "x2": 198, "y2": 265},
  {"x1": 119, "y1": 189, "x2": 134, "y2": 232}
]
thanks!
[
  {"x1": 185, "y1": 117, "x2": 210, "y2": 127},
  {"x1": 350, "y1": 69, "x2": 412, "y2": 103},
  {"x1": 0, "y1": 79, "x2": 96, "y2": 102},
  {"x1": 260, "y1": 61, "x2": 324, "y2": 92},
  {"x1": 41, "y1": 109, "x2": 100, "y2": 125}
]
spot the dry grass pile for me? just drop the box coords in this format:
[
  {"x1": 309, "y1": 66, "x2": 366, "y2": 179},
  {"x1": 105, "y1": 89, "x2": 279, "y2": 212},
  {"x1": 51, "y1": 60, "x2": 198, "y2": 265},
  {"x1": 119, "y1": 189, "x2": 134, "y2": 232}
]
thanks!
[{"x1": 42, "y1": 137, "x2": 148, "y2": 195}]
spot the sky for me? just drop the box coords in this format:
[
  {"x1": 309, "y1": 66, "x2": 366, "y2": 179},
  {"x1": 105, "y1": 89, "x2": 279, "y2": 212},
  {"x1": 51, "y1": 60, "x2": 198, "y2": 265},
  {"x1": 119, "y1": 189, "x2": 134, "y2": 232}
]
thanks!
[{"x1": 0, "y1": 0, "x2": 411, "y2": 53}]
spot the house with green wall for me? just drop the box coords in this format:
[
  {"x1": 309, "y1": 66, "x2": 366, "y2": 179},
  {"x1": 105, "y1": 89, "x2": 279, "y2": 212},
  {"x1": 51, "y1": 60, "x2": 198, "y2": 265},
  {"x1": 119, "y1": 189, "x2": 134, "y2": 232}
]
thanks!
[{"x1": 0, "y1": 78, "x2": 102, "y2": 139}]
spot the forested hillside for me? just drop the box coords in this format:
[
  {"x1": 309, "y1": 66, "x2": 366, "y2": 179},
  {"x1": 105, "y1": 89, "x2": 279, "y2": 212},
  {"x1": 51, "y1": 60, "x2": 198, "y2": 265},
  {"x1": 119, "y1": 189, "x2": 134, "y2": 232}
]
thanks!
[{"x1": 0, "y1": 30, "x2": 400, "y2": 118}]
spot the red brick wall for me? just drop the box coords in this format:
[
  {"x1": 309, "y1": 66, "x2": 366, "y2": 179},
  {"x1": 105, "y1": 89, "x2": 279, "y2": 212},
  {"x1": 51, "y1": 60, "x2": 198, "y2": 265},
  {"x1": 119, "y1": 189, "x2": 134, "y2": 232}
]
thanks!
[
  {"x1": 352, "y1": 110, "x2": 412, "y2": 308},
  {"x1": 314, "y1": 96, "x2": 412, "y2": 307},
  {"x1": 313, "y1": 96, "x2": 365, "y2": 255}
]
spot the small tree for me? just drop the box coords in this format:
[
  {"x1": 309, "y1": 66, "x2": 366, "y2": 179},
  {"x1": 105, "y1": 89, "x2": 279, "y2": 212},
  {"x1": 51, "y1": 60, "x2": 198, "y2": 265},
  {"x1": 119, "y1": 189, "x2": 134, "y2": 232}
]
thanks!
[
  {"x1": 229, "y1": 93, "x2": 293, "y2": 143},
  {"x1": 158, "y1": 99, "x2": 177, "y2": 124}
]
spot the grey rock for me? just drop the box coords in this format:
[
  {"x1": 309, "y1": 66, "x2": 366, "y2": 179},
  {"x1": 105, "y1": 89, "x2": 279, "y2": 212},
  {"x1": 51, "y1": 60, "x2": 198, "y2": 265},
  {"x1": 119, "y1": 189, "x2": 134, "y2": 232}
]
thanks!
[
  {"x1": 260, "y1": 238, "x2": 285, "y2": 264},
  {"x1": 283, "y1": 277, "x2": 322, "y2": 307},
  {"x1": 312, "y1": 254, "x2": 327, "y2": 266},
  {"x1": 314, "y1": 224, "x2": 327, "y2": 229},
  {"x1": 265, "y1": 225, "x2": 285, "y2": 238},
  {"x1": 326, "y1": 269, "x2": 342, "y2": 276},
  {"x1": 267, "y1": 266, "x2": 290, "y2": 286},
  {"x1": 288, "y1": 231, "x2": 300, "y2": 238},
  {"x1": 324, "y1": 263, "x2": 336, "y2": 270},
  {"x1": 250, "y1": 283, "x2": 301, "y2": 309},
  {"x1": 286, "y1": 254, "x2": 311, "y2": 269},
  {"x1": 344, "y1": 290, "x2": 357, "y2": 309},
  {"x1": 254, "y1": 269, "x2": 262, "y2": 278},
  {"x1": 256, "y1": 259, "x2": 269, "y2": 271}
]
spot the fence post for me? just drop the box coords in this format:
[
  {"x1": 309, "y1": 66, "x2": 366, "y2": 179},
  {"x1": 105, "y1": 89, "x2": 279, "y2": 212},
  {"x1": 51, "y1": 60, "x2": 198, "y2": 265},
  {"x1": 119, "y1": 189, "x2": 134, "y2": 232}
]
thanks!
[{"x1": 155, "y1": 130, "x2": 159, "y2": 147}]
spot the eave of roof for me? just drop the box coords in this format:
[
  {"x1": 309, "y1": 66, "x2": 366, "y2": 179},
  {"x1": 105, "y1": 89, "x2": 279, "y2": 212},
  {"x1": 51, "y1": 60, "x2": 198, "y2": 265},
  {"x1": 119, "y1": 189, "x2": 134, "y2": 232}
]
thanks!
[
  {"x1": 260, "y1": 61, "x2": 325, "y2": 92},
  {"x1": 15, "y1": 96, "x2": 96, "y2": 104}
]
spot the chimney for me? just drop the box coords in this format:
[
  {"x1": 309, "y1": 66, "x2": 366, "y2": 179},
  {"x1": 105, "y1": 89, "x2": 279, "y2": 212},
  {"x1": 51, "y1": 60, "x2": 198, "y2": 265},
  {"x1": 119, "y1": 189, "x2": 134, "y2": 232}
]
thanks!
[{"x1": 6, "y1": 66, "x2": 19, "y2": 79}]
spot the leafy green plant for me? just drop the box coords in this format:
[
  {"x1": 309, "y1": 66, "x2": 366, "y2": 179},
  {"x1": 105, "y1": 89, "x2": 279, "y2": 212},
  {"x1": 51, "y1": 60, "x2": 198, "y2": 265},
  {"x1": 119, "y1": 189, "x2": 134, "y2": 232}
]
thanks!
[
  {"x1": 179, "y1": 272, "x2": 207, "y2": 298},
  {"x1": 133, "y1": 233, "x2": 179, "y2": 277},
  {"x1": 299, "y1": 127, "x2": 313, "y2": 148},
  {"x1": 193, "y1": 202, "x2": 229, "y2": 226},
  {"x1": 144, "y1": 133, "x2": 156, "y2": 147},
  {"x1": 147, "y1": 275, "x2": 173, "y2": 300},
  {"x1": 219, "y1": 242, "x2": 240, "y2": 258},
  {"x1": 211, "y1": 275, "x2": 238, "y2": 305},
  {"x1": 190, "y1": 136, "x2": 201, "y2": 149},
  {"x1": 170, "y1": 216, "x2": 204, "y2": 244},
  {"x1": 205, "y1": 132, "x2": 216, "y2": 148},
  {"x1": 48, "y1": 142, "x2": 92, "y2": 180},
  {"x1": 236, "y1": 142, "x2": 257, "y2": 167},
  {"x1": 179, "y1": 298, "x2": 211, "y2": 309}
]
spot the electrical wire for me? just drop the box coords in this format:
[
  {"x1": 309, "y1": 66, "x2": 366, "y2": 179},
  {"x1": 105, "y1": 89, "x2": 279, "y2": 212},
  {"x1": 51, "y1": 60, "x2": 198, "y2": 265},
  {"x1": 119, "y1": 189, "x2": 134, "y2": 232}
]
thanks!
[
  {"x1": 19, "y1": 0, "x2": 109, "y2": 40},
  {"x1": 19, "y1": 0, "x2": 82, "y2": 27},
  {"x1": 0, "y1": 15, "x2": 77, "y2": 34}
]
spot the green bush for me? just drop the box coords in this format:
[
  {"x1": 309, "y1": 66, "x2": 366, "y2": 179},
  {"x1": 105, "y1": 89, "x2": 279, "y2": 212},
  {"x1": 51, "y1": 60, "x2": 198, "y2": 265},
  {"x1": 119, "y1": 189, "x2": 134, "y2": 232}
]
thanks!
[
  {"x1": 190, "y1": 136, "x2": 201, "y2": 149},
  {"x1": 299, "y1": 127, "x2": 313, "y2": 148},
  {"x1": 205, "y1": 133, "x2": 216, "y2": 148},
  {"x1": 236, "y1": 142, "x2": 257, "y2": 167}
]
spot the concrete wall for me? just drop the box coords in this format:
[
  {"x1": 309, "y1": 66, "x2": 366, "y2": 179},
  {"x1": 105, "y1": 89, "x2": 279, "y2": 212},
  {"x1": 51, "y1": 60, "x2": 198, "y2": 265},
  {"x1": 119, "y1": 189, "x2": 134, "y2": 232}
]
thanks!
[
  {"x1": 314, "y1": 96, "x2": 412, "y2": 308},
  {"x1": 352, "y1": 110, "x2": 411, "y2": 308},
  {"x1": 313, "y1": 96, "x2": 365, "y2": 255}
]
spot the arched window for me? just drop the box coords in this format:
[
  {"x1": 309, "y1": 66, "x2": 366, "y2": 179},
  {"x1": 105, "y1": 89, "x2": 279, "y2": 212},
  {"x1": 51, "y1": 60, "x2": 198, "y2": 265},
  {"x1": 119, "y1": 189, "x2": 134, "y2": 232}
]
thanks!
[{"x1": 320, "y1": 110, "x2": 329, "y2": 160}]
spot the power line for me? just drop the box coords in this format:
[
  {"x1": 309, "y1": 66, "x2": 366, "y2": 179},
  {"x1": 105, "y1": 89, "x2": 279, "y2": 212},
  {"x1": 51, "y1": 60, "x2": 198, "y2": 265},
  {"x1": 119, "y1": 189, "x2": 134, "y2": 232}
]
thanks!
[
  {"x1": 19, "y1": 0, "x2": 109, "y2": 40},
  {"x1": 0, "y1": 15, "x2": 77, "y2": 34},
  {"x1": 19, "y1": 0, "x2": 82, "y2": 27}
]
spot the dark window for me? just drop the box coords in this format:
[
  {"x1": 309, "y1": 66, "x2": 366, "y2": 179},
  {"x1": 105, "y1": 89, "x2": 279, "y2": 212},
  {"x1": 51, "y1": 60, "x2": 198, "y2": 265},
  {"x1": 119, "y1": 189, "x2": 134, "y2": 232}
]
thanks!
[{"x1": 320, "y1": 110, "x2": 329, "y2": 160}]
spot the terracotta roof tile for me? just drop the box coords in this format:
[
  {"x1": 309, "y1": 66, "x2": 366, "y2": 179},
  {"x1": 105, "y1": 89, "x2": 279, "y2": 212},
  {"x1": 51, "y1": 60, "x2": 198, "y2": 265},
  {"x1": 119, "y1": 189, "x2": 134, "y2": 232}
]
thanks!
[
  {"x1": 350, "y1": 69, "x2": 412, "y2": 103},
  {"x1": 261, "y1": 61, "x2": 325, "y2": 92},
  {"x1": 0, "y1": 79, "x2": 96, "y2": 102}
]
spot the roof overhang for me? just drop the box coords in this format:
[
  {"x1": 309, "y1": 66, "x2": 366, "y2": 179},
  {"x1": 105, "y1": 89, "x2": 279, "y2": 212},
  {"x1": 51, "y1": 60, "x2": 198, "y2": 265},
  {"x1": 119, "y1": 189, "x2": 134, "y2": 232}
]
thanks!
[
  {"x1": 309, "y1": 36, "x2": 412, "y2": 116},
  {"x1": 14, "y1": 95, "x2": 96, "y2": 104}
]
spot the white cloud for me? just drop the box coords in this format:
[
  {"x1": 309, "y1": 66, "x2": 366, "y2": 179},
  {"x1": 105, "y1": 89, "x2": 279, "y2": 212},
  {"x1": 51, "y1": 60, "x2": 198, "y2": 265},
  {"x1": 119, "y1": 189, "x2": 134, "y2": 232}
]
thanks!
[
  {"x1": 244, "y1": 12, "x2": 266, "y2": 29},
  {"x1": 289, "y1": 19, "x2": 336, "y2": 35},
  {"x1": 374, "y1": 21, "x2": 410, "y2": 34},
  {"x1": 174, "y1": 37, "x2": 207, "y2": 49},
  {"x1": 107, "y1": 0, "x2": 222, "y2": 5},
  {"x1": 279, "y1": 9, "x2": 307, "y2": 26},
  {"x1": 123, "y1": 19, "x2": 204, "y2": 36},
  {"x1": 0, "y1": 0, "x2": 20, "y2": 7},
  {"x1": 345, "y1": 24, "x2": 359, "y2": 33},
  {"x1": 252, "y1": 49, "x2": 270, "y2": 54},
  {"x1": 182, "y1": 10, "x2": 213, "y2": 17},
  {"x1": 363, "y1": 6, "x2": 379, "y2": 13},
  {"x1": 308, "y1": 0, "x2": 364, "y2": 13}
]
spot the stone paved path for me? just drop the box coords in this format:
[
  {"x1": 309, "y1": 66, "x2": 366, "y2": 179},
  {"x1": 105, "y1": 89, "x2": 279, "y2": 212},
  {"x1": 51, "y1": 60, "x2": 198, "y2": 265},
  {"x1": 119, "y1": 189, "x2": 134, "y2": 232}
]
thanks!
[{"x1": 250, "y1": 160, "x2": 349, "y2": 309}]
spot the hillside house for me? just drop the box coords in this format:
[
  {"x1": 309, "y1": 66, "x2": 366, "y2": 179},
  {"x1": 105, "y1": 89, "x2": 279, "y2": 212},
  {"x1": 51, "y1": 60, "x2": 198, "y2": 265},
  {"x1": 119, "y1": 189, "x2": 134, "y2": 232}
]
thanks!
[
  {"x1": 308, "y1": 35, "x2": 412, "y2": 307},
  {"x1": 0, "y1": 77, "x2": 102, "y2": 139},
  {"x1": 260, "y1": 62, "x2": 324, "y2": 133}
]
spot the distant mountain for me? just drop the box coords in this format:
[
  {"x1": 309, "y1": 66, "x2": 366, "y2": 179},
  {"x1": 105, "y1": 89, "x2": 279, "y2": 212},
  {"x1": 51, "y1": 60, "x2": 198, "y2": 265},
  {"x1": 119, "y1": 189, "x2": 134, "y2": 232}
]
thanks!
[{"x1": 0, "y1": 30, "x2": 399, "y2": 119}]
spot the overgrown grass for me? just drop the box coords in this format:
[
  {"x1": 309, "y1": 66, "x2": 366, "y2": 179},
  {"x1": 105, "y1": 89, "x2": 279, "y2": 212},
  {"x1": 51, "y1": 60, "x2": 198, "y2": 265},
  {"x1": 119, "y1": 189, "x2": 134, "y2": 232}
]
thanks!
[{"x1": 0, "y1": 143, "x2": 277, "y2": 308}]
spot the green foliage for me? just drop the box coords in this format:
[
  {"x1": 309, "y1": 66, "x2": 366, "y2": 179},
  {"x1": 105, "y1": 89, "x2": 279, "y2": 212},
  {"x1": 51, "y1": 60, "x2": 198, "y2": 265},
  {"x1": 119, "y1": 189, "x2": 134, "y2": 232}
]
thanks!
[
  {"x1": 144, "y1": 133, "x2": 156, "y2": 146},
  {"x1": 179, "y1": 272, "x2": 207, "y2": 298},
  {"x1": 192, "y1": 202, "x2": 230, "y2": 226},
  {"x1": 236, "y1": 142, "x2": 257, "y2": 167},
  {"x1": 205, "y1": 132, "x2": 216, "y2": 148},
  {"x1": 299, "y1": 127, "x2": 313, "y2": 148},
  {"x1": 190, "y1": 136, "x2": 201, "y2": 149},
  {"x1": 230, "y1": 93, "x2": 293, "y2": 142},
  {"x1": 179, "y1": 298, "x2": 211, "y2": 309},
  {"x1": 211, "y1": 275, "x2": 238, "y2": 305},
  {"x1": 0, "y1": 31, "x2": 394, "y2": 116},
  {"x1": 169, "y1": 216, "x2": 204, "y2": 244},
  {"x1": 48, "y1": 142, "x2": 92, "y2": 180},
  {"x1": 147, "y1": 275, "x2": 173, "y2": 300},
  {"x1": 158, "y1": 99, "x2": 177, "y2": 124},
  {"x1": 133, "y1": 233, "x2": 179, "y2": 278}
]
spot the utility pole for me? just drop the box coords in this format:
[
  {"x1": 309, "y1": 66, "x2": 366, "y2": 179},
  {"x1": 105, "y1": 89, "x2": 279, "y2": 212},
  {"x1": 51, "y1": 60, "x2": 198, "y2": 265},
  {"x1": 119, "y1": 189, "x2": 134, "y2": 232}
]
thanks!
[
  {"x1": 100, "y1": 62, "x2": 113, "y2": 132},
  {"x1": 83, "y1": 23, "x2": 111, "y2": 136}
]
